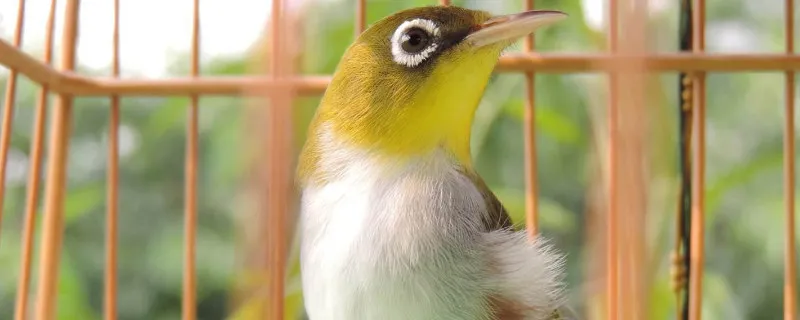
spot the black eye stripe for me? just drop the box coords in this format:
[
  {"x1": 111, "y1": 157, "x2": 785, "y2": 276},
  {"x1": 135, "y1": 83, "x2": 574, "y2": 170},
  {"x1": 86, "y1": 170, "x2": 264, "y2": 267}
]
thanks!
[{"x1": 438, "y1": 28, "x2": 470, "y2": 50}]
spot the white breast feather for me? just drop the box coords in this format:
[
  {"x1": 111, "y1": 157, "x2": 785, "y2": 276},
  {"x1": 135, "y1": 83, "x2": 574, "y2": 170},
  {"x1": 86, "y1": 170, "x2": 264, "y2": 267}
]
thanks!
[{"x1": 300, "y1": 125, "x2": 566, "y2": 320}]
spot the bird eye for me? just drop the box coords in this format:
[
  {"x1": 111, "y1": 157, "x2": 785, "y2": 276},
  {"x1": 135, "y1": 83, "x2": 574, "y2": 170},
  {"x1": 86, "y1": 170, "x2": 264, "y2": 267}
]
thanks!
[
  {"x1": 390, "y1": 18, "x2": 440, "y2": 68},
  {"x1": 400, "y1": 28, "x2": 431, "y2": 54}
]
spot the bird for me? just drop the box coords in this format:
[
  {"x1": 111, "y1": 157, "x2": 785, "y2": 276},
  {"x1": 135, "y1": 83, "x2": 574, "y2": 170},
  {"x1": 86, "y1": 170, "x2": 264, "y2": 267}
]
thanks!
[{"x1": 296, "y1": 5, "x2": 569, "y2": 320}]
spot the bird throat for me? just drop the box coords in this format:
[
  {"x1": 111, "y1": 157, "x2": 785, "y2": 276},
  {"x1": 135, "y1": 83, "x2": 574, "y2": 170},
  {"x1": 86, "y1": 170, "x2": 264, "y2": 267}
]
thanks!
[{"x1": 298, "y1": 42, "x2": 503, "y2": 186}]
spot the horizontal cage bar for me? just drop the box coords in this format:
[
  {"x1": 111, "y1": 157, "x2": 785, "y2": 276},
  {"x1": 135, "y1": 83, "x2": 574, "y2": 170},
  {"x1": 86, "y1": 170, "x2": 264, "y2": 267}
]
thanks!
[{"x1": 2, "y1": 40, "x2": 800, "y2": 97}]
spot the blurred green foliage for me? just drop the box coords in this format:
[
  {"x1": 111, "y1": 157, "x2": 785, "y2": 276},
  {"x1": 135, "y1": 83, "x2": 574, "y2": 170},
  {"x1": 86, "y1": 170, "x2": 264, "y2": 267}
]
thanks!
[{"x1": 0, "y1": 0, "x2": 798, "y2": 319}]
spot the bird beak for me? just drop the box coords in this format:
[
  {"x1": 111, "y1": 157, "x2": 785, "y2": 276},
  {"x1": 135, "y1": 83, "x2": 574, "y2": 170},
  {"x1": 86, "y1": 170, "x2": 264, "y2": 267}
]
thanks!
[{"x1": 465, "y1": 10, "x2": 567, "y2": 49}]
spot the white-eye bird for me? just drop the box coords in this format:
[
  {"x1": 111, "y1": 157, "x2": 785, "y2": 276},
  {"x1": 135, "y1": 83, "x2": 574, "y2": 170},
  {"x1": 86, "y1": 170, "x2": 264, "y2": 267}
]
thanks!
[{"x1": 297, "y1": 5, "x2": 569, "y2": 320}]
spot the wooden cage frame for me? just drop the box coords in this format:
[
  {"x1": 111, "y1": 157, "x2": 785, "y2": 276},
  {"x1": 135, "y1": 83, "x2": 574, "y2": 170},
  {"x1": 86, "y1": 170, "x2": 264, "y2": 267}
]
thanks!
[{"x1": 0, "y1": 0, "x2": 797, "y2": 319}]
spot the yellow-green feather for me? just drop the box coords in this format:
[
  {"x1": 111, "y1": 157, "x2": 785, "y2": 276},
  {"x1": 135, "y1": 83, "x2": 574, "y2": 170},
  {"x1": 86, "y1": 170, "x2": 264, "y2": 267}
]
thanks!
[{"x1": 298, "y1": 6, "x2": 505, "y2": 187}]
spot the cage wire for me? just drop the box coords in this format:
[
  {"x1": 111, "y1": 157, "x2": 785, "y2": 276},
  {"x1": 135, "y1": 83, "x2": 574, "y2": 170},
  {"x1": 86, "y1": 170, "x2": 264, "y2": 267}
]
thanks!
[{"x1": 0, "y1": 0, "x2": 797, "y2": 319}]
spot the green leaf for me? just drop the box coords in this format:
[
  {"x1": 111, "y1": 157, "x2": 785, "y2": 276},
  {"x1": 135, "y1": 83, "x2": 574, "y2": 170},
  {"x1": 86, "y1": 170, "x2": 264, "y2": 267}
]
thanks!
[
  {"x1": 701, "y1": 272, "x2": 745, "y2": 320},
  {"x1": 491, "y1": 187, "x2": 576, "y2": 233},
  {"x1": 225, "y1": 294, "x2": 263, "y2": 320},
  {"x1": 471, "y1": 75, "x2": 522, "y2": 157},
  {"x1": 647, "y1": 276, "x2": 676, "y2": 320},
  {"x1": 57, "y1": 253, "x2": 97, "y2": 320},
  {"x1": 503, "y1": 103, "x2": 581, "y2": 145},
  {"x1": 705, "y1": 151, "x2": 782, "y2": 221},
  {"x1": 143, "y1": 97, "x2": 189, "y2": 140},
  {"x1": 64, "y1": 184, "x2": 104, "y2": 224}
]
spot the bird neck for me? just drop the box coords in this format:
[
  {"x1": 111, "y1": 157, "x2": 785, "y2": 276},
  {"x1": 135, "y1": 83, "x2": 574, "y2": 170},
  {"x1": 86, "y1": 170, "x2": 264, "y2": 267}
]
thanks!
[{"x1": 298, "y1": 120, "x2": 474, "y2": 187}]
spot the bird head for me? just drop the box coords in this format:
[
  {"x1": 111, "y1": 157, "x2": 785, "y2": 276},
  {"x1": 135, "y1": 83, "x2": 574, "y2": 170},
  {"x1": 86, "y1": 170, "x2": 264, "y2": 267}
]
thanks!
[{"x1": 299, "y1": 6, "x2": 566, "y2": 184}]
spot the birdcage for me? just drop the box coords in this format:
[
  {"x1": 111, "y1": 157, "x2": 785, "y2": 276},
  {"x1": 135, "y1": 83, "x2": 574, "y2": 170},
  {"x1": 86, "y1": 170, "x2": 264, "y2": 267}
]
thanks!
[{"x1": 0, "y1": 0, "x2": 797, "y2": 319}]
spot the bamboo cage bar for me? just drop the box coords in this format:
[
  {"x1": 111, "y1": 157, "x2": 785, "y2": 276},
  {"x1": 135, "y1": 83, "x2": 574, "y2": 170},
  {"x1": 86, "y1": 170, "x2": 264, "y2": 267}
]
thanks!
[
  {"x1": 614, "y1": 0, "x2": 648, "y2": 318},
  {"x1": 33, "y1": 0, "x2": 80, "y2": 318},
  {"x1": 13, "y1": 0, "x2": 57, "y2": 319},
  {"x1": 0, "y1": 0, "x2": 26, "y2": 245},
  {"x1": 523, "y1": 0, "x2": 540, "y2": 237},
  {"x1": 783, "y1": 0, "x2": 797, "y2": 318},
  {"x1": 104, "y1": 0, "x2": 122, "y2": 319},
  {"x1": 265, "y1": 0, "x2": 294, "y2": 317},
  {"x1": 2, "y1": 38, "x2": 800, "y2": 97},
  {"x1": 182, "y1": 0, "x2": 201, "y2": 319},
  {"x1": 357, "y1": 0, "x2": 366, "y2": 35},
  {"x1": 605, "y1": 0, "x2": 620, "y2": 317},
  {"x1": 688, "y1": 0, "x2": 707, "y2": 319}
]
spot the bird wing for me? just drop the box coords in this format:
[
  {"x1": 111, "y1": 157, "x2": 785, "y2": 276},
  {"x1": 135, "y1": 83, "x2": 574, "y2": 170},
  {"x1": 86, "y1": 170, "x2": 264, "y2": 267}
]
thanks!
[
  {"x1": 466, "y1": 172, "x2": 581, "y2": 320},
  {"x1": 467, "y1": 173, "x2": 514, "y2": 232}
]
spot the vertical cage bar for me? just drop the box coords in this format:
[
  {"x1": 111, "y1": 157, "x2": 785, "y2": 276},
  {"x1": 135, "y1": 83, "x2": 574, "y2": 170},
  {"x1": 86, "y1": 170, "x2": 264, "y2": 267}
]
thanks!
[
  {"x1": 688, "y1": 0, "x2": 706, "y2": 319},
  {"x1": 182, "y1": 0, "x2": 201, "y2": 319},
  {"x1": 523, "y1": 0, "x2": 539, "y2": 237},
  {"x1": 784, "y1": 0, "x2": 797, "y2": 318},
  {"x1": 615, "y1": 0, "x2": 648, "y2": 318},
  {"x1": 104, "y1": 0, "x2": 122, "y2": 319},
  {"x1": 0, "y1": 0, "x2": 27, "y2": 243},
  {"x1": 267, "y1": 0, "x2": 291, "y2": 317},
  {"x1": 14, "y1": 0, "x2": 56, "y2": 319},
  {"x1": 34, "y1": 0, "x2": 80, "y2": 318},
  {"x1": 606, "y1": 0, "x2": 620, "y2": 317},
  {"x1": 356, "y1": 0, "x2": 366, "y2": 36}
]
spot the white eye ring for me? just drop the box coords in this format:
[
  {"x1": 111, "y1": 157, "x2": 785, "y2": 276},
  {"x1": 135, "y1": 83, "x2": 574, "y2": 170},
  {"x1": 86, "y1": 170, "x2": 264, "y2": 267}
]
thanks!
[{"x1": 390, "y1": 18, "x2": 441, "y2": 68}]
